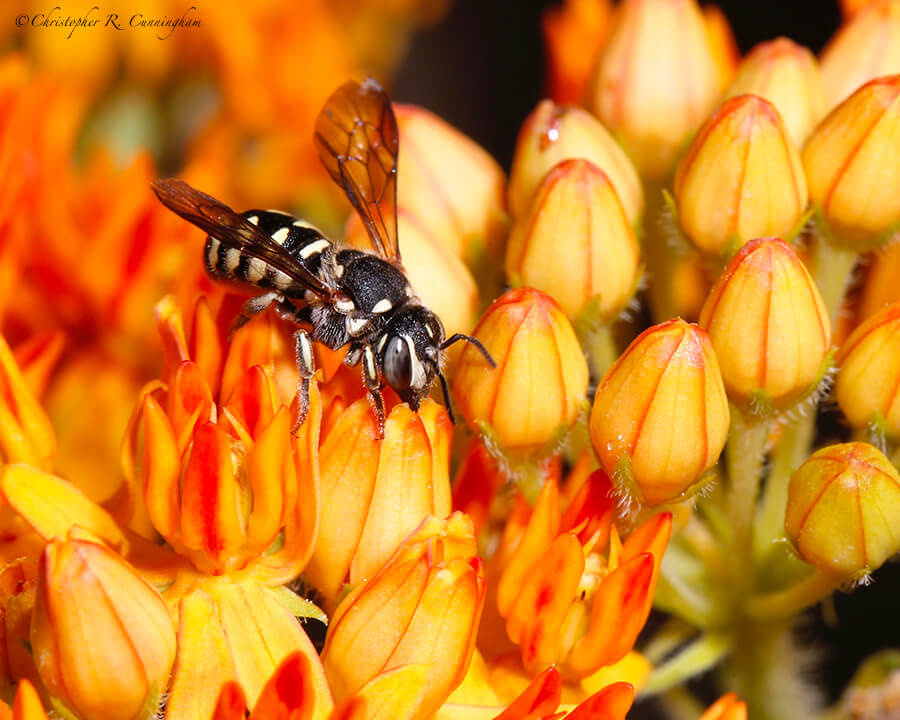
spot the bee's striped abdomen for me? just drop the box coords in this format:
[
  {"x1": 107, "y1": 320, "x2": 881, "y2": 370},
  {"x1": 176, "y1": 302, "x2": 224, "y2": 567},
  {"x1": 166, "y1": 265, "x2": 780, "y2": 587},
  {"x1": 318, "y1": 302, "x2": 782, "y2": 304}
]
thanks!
[{"x1": 203, "y1": 209, "x2": 334, "y2": 298}]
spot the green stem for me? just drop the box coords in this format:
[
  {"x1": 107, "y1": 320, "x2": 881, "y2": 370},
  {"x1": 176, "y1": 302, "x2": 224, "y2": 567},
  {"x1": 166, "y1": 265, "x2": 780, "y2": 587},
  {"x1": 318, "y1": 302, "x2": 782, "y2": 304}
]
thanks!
[
  {"x1": 806, "y1": 228, "x2": 859, "y2": 327},
  {"x1": 754, "y1": 415, "x2": 815, "y2": 563},
  {"x1": 641, "y1": 632, "x2": 732, "y2": 696},
  {"x1": 585, "y1": 324, "x2": 617, "y2": 380},
  {"x1": 722, "y1": 620, "x2": 822, "y2": 720},
  {"x1": 725, "y1": 410, "x2": 770, "y2": 582},
  {"x1": 743, "y1": 570, "x2": 840, "y2": 620}
]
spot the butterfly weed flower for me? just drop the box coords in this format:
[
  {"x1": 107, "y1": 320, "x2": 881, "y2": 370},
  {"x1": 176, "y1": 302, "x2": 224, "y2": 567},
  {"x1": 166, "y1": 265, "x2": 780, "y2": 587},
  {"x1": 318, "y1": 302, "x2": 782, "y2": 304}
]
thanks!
[
  {"x1": 784, "y1": 442, "x2": 900, "y2": 582},
  {"x1": 820, "y1": 0, "x2": 900, "y2": 109},
  {"x1": 453, "y1": 288, "x2": 589, "y2": 494},
  {"x1": 699, "y1": 238, "x2": 831, "y2": 415},
  {"x1": 322, "y1": 514, "x2": 486, "y2": 720},
  {"x1": 306, "y1": 396, "x2": 453, "y2": 605},
  {"x1": 836, "y1": 304, "x2": 900, "y2": 439},
  {"x1": 589, "y1": 0, "x2": 721, "y2": 181},
  {"x1": 673, "y1": 96, "x2": 809, "y2": 261},
  {"x1": 30, "y1": 533, "x2": 176, "y2": 720},
  {"x1": 590, "y1": 319, "x2": 729, "y2": 507},
  {"x1": 493, "y1": 473, "x2": 670, "y2": 681},
  {"x1": 505, "y1": 159, "x2": 641, "y2": 325},
  {"x1": 507, "y1": 100, "x2": 643, "y2": 224},
  {"x1": 804, "y1": 75, "x2": 900, "y2": 253},
  {"x1": 723, "y1": 38, "x2": 826, "y2": 147}
]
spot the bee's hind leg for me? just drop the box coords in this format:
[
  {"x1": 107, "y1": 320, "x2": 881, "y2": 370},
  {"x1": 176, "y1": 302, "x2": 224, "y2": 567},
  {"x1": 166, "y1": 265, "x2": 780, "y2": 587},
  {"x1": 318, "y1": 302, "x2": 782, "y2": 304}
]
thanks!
[
  {"x1": 292, "y1": 329, "x2": 316, "y2": 435},
  {"x1": 228, "y1": 291, "x2": 283, "y2": 340}
]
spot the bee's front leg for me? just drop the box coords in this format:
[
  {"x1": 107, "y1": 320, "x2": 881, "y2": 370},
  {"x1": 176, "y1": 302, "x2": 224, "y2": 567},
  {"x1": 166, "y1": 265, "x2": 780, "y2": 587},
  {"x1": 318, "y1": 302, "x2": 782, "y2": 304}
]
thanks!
[
  {"x1": 292, "y1": 329, "x2": 316, "y2": 435},
  {"x1": 361, "y1": 344, "x2": 386, "y2": 439},
  {"x1": 229, "y1": 291, "x2": 282, "y2": 340}
]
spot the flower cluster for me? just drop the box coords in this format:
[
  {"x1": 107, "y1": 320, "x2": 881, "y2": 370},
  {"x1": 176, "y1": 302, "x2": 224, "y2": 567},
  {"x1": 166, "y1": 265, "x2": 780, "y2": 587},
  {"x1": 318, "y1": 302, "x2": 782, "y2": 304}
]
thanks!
[{"x1": 1, "y1": 1, "x2": 899, "y2": 720}]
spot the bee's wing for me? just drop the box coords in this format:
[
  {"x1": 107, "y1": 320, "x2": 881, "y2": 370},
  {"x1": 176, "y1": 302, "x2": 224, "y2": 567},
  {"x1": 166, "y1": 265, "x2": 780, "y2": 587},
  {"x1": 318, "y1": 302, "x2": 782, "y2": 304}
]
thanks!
[
  {"x1": 151, "y1": 179, "x2": 332, "y2": 298},
  {"x1": 314, "y1": 78, "x2": 401, "y2": 266}
]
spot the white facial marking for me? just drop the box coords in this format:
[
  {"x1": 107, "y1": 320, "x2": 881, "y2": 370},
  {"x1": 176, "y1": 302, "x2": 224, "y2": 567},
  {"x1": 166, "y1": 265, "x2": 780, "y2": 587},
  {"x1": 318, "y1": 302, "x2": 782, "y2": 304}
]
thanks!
[
  {"x1": 371, "y1": 298, "x2": 392, "y2": 313},
  {"x1": 246, "y1": 258, "x2": 266, "y2": 282},
  {"x1": 225, "y1": 248, "x2": 241, "y2": 272},
  {"x1": 403, "y1": 335, "x2": 426, "y2": 389},
  {"x1": 425, "y1": 324, "x2": 434, "y2": 338},
  {"x1": 271, "y1": 227, "x2": 290, "y2": 245},
  {"x1": 335, "y1": 297, "x2": 355, "y2": 313},
  {"x1": 246, "y1": 215, "x2": 259, "y2": 226},
  {"x1": 334, "y1": 263, "x2": 344, "y2": 278},
  {"x1": 347, "y1": 316, "x2": 369, "y2": 336},
  {"x1": 299, "y1": 239, "x2": 330, "y2": 259},
  {"x1": 377, "y1": 334, "x2": 388, "y2": 352}
]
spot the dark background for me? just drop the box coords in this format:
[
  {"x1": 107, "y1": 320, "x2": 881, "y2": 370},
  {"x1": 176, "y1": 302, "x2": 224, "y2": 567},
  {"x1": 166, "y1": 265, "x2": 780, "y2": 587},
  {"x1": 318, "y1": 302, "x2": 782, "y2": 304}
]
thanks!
[{"x1": 394, "y1": 1, "x2": 899, "y2": 715}]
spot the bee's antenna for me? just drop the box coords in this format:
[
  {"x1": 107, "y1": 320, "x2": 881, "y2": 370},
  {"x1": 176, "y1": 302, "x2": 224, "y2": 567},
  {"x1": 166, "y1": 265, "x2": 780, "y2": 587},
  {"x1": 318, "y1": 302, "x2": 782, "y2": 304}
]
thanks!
[
  {"x1": 436, "y1": 369, "x2": 456, "y2": 424},
  {"x1": 441, "y1": 334, "x2": 497, "y2": 368}
]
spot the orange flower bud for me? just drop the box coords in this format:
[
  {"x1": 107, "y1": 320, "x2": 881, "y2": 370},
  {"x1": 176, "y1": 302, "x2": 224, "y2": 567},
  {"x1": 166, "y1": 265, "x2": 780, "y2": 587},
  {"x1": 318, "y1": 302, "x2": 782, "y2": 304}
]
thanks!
[
  {"x1": 307, "y1": 398, "x2": 453, "y2": 601},
  {"x1": 699, "y1": 238, "x2": 831, "y2": 411},
  {"x1": 821, "y1": 0, "x2": 900, "y2": 107},
  {"x1": 346, "y1": 208, "x2": 479, "y2": 337},
  {"x1": 0, "y1": 558, "x2": 39, "y2": 690},
  {"x1": 724, "y1": 38, "x2": 826, "y2": 147},
  {"x1": 0, "y1": 336, "x2": 55, "y2": 470},
  {"x1": 703, "y1": 5, "x2": 740, "y2": 91},
  {"x1": 674, "y1": 96, "x2": 808, "y2": 258},
  {"x1": 785, "y1": 442, "x2": 900, "y2": 579},
  {"x1": 541, "y1": 0, "x2": 613, "y2": 104},
  {"x1": 590, "y1": 0, "x2": 720, "y2": 180},
  {"x1": 835, "y1": 304, "x2": 900, "y2": 435},
  {"x1": 859, "y1": 242, "x2": 900, "y2": 321},
  {"x1": 590, "y1": 320, "x2": 729, "y2": 505},
  {"x1": 505, "y1": 159, "x2": 641, "y2": 321},
  {"x1": 31, "y1": 536, "x2": 176, "y2": 720},
  {"x1": 804, "y1": 75, "x2": 900, "y2": 250},
  {"x1": 394, "y1": 104, "x2": 507, "y2": 267},
  {"x1": 453, "y1": 288, "x2": 589, "y2": 453},
  {"x1": 323, "y1": 513, "x2": 485, "y2": 720},
  {"x1": 508, "y1": 100, "x2": 643, "y2": 223}
]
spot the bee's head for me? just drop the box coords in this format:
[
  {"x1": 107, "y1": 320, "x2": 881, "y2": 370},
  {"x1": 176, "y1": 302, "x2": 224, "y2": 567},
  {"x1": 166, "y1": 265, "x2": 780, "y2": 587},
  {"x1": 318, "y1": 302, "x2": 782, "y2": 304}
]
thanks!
[
  {"x1": 380, "y1": 305, "x2": 497, "y2": 418},
  {"x1": 380, "y1": 306, "x2": 445, "y2": 409}
]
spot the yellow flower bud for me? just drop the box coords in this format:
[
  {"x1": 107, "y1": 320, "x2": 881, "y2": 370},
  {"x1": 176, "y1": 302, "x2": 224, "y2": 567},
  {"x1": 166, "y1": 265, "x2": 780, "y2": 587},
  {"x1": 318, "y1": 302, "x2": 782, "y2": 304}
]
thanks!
[
  {"x1": 508, "y1": 100, "x2": 643, "y2": 223},
  {"x1": 31, "y1": 536, "x2": 176, "y2": 720},
  {"x1": 785, "y1": 443, "x2": 900, "y2": 579},
  {"x1": 835, "y1": 304, "x2": 900, "y2": 436},
  {"x1": 395, "y1": 104, "x2": 507, "y2": 267},
  {"x1": 674, "y1": 96, "x2": 808, "y2": 258},
  {"x1": 724, "y1": 38, "x2": 826, "y2": 146},
  {"x1": 453, "y1": 288, "x2": 589, "y2": 453},
  {"x1": 803, "y1": 75, "x2": 900, "y2": 250},
  {"x1": 821, "y1": 0, "x2": 900, "y2": 108},
  {"x1": 505, "y1": 159, "x2": 641, "y2": 320},
  {"x1": 699, "y1": 238, "x2": 831, "y2": 412},
  {"x1": 590, "y1": 0, "x2": 720, "y2": 180},
  {"x1": 703, "y1": 5, "x2": 740, "y2": 91},
  {"x1": 590, "y1": 319, "x2": 729, "y2": 505}
]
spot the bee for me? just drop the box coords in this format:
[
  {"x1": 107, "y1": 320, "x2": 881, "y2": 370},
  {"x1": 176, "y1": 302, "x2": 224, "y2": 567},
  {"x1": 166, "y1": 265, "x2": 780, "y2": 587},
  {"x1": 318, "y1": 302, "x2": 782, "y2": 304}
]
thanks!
[{"x1": 151, "y1": 78, "x2": 495, "y2": 437}]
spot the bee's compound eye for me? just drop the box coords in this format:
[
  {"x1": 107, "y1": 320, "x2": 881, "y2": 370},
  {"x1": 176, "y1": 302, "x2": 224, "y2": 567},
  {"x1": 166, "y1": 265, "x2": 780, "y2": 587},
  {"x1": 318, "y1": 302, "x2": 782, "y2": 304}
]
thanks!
[{"x1": 383, "y1": 335, "x2": 413, "y2": 391}]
